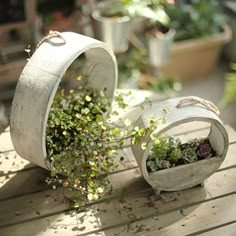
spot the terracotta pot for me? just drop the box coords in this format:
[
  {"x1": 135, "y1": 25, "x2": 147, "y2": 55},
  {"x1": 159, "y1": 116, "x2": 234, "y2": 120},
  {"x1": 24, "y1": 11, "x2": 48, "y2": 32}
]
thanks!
[
  {"x1": 160, "y1": 24, "x2": 232, "y2": 82},
  {"x1": 10, "y1": 32, "x2": 118, "y2": 169}
]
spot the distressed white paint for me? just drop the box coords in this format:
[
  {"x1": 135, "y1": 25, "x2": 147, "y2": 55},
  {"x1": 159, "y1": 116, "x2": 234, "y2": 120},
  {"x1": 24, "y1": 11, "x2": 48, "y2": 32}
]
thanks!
[
  {"x1": 10, "y1": 32, "x2": 117, "y2": 169},
  {"x1": 131, "y1": 96, "x2": 229, "y2": 193}
]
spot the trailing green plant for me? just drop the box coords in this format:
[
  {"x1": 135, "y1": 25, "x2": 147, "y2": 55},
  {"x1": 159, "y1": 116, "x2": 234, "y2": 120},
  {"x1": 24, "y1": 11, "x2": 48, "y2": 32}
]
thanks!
[
  {"x1": 46, "y1": 78, "x2": 160, "y2": 206},
  {"x1": 146, "y1": 136, "x2": 217, "y2": 172},
  {"x1": 221, "y1": 63, "x2": 236, "y2": 106}
]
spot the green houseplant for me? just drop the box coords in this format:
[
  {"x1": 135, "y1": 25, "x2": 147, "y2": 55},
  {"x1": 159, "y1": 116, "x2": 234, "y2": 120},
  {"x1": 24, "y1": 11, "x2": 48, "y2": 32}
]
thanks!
[
  {"x1": 146, "y1": 136, "x2": 216, "y2": 173},
  {"x1": 91, "y1": 0, "x2": 166, "y2": 53},
  {"x1": 158, "y1": 0, "x2": 231, "y2": 81},
  {"x1": 92, "y1": 0, "x2": 134, "y2": 53},
  {"x1": 45, "y1": 75, "x2": 159, "y2": 205},
  {"x1": 124, "y1": 0, "x2": 231, "y2": 81}
]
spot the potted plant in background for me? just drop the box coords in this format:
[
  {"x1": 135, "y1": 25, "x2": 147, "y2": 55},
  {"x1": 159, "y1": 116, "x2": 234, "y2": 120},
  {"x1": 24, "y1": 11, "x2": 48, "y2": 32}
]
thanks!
[
  {"x1": 121, "y1": 0, "x2": 231, "y2": 82},
  {"x1": 140, "y1": 1, "x2": 176, "y2": 69},
  {"x1": 91, "y1": 0, "x2": 132, "y2": 53},
  {"x1": 37, "y1": 0, "x2": 76, "y2": 34},
  {"x1": 159, "y1": 0, "x2": 232, "y2": 82}
]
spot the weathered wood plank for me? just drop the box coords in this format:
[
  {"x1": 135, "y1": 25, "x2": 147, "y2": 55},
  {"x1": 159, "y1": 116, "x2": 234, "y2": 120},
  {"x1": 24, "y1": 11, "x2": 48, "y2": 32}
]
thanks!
[
  {"x1": 0, "y1": 89, "x2": 235, "y2": 236},
  {"x1": 0, "y1": 125, "x2": 227, "y2": 198},
  {"x1": 0, "y1": 148, "x2": 132, "y2": 200},
  {"x1": 0, "y1": 151, "x2": 32, "y2": 176},
  {"x1": 1, "y1": 165, "x2": 236, "y2": 235},
  {"x1": 0, "y1": 167, "x2": 49, "y2": 201},
  {"x1": 0, "y1": 124, "x2": 234, "y2": 177},
  {"x1": 3, "y1": 126, "x2": 9, "y2": 132},
  {"x1": 225, "y1": 124, "x2": 236, "y2": 143},
  {"x1": 0, "y1": 131, "x2": 235, "y2": 221},
  {"x1": 102, "y1": 194, "x2": 236, "y2": 236},
  {"x1": 0, "y1": 131, "x2": 14, "y2": 152},
  {"x1": 200, "y1": 222, "x2": 236, "y2": 236},
  {"x1": 1, "y1": 138, "x2": 235, "y2": 203},
  {"x1": 0, "y1": 168, "x2": 143, "y2": 228},
  {"x1": 0, "y1": 122, "x2": 235, "y2": 186}
]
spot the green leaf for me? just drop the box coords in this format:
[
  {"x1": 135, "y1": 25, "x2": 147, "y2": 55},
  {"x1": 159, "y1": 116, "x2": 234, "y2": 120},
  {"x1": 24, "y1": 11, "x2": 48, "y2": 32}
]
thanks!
[
  {"x1": 85, "y1": 95, "x2": 92, "y2": 102},
  {"x1": 87, "y1": 193, "x2": 94, "y2": 201},
  {"x1": 112, "y1": 127, "x2": 121, "y2": 135},
  {"x1": 97, "y1": 187, "x2": 104, "y2": 193},
  {"x1": 141, "y1": 142, "x2": 147, "y2": 150},
  {"x1": 221, "y1": 64, "x2": 236, "y2": 106},
  {"x1": 124, "y1": 119, "x2": 131, "y2": 127}
]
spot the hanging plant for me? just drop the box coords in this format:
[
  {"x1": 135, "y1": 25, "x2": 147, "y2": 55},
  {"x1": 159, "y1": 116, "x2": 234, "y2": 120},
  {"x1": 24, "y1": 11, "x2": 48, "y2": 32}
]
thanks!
[{"x1": 45, "y1": 78, "x2": 160, "y2": 206}]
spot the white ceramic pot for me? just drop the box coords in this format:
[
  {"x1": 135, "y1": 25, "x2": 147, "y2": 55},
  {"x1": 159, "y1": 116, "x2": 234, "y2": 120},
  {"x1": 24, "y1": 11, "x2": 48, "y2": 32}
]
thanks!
[
  {"x1": 10, "y1": 32, "x2": 118, "y2": 169},
  {"x1": 131, "y1": 96, "x2": 229, "y2": 194},
  {"x1": 147, "y1": 28, "x2": 175, "y2": 67},
  {"x1": 92, "y1": 10, "x2": 131, "y2": 54}
]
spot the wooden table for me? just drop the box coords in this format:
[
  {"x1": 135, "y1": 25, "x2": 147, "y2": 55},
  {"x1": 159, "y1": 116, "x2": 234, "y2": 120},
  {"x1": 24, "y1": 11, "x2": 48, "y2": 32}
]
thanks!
[{"x1": 1, "y1": 91, "x2": 236, "y2": 236}]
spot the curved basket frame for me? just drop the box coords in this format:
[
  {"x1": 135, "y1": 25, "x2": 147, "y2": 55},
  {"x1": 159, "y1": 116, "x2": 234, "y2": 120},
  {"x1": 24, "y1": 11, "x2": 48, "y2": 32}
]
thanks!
[
  {"x1": 131, "y1": 96, "x2": 229, "y2": 193},
  {"x1": 10, "y1": 32, "x2": 118, "y2": 169}
]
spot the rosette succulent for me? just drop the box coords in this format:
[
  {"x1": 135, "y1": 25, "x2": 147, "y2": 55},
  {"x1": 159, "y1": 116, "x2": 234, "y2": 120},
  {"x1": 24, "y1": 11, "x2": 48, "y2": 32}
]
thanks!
[
  {"x1": 146, "y1": 135, "x2": 216, "y2": 173},
  {"x1": 169, "y1": 148, "x2": 182, "y2": 163},
  {"x1": 151, "y1": 136, "x2": 170, "y2": 160},
  {"x1": 197, "y1": 142, "x2": 212, "y2": 159},
  {"x1": 182, "y1": 147, "x2": 198, "y2": 163}
]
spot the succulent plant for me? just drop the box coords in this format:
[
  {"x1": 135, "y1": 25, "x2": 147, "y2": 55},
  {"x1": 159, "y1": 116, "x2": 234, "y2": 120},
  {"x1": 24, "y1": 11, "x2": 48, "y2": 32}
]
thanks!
[
  {"x1": 168, "y1": 136, "x2": 181, "y2": 150},
  {"x1": 146, "y1": 158, "x2": 172, "y2": 172},
  {"x1": 147, "y1": 135, "x2": 216, "y2": 173},
  {"x1": 146, "y1": 160, "x2": 157, "y2": 172},
  {"x1": 155, "y1": 158, "x2": 171, "y2": 170},
  {"x1": 188, "y1": 138, "x2": 200, "y2": 150},
  {"x1": 182, "y1": 147, "x2": 198, "y2": 163},
  {"x1": 150, "y1": 136, "x2": 170, "y2": 160},
  {"x1": 197, "y1": 142, "x2": 212, "y2": 159},
  {"x1": 169, "y1": 148, "x2": 182, "y2": 163}
]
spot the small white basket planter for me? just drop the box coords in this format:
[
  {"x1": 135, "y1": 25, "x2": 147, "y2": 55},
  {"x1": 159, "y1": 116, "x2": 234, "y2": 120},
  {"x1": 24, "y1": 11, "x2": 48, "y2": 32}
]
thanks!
[
  {"x1": 10, "y1": 31, "x2": 118, "y2": 169},
  {"x1": 131, "y1": 96, "x2": 229, "y2": 194}
]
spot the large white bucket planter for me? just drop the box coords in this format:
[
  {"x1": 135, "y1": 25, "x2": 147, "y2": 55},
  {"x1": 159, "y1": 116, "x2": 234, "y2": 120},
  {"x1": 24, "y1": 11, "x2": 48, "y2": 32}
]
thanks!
[
  {"x1": 131, "y1": 96, "x2": 229, "y2": 194},
  {"x1": 10, "y1": 32, "x2": 118, "y2": 169}
]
